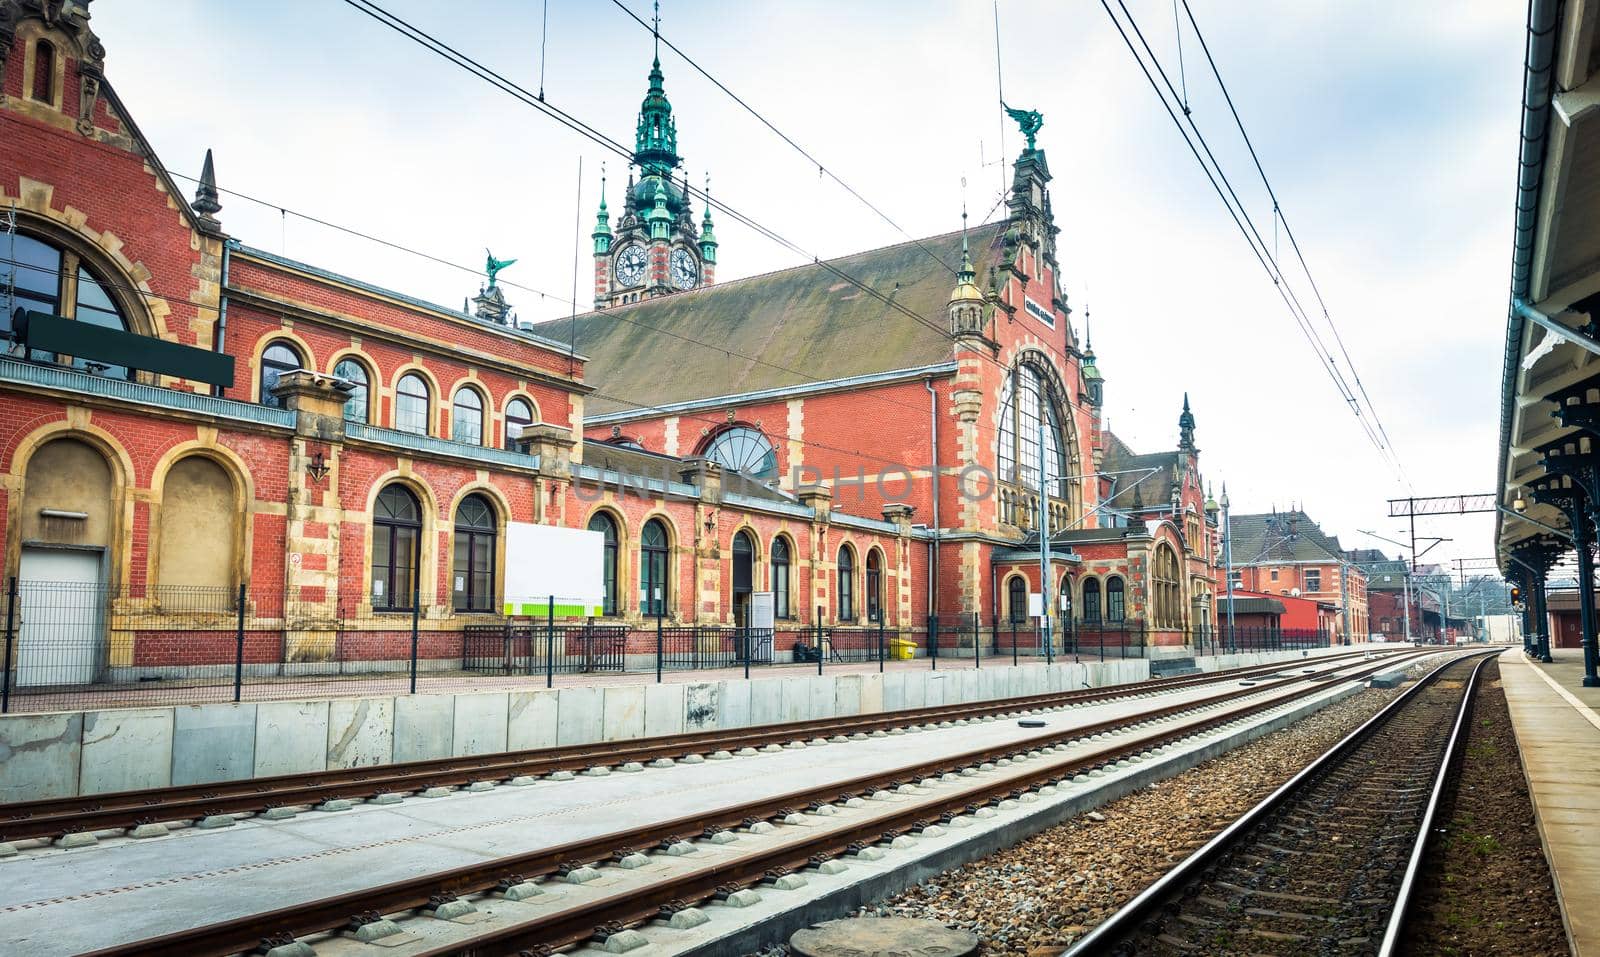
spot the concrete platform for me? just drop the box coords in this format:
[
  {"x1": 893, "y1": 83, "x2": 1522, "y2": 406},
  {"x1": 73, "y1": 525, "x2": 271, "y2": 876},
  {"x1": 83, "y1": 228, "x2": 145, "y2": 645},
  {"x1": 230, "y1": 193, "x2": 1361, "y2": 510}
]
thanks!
[
  {"x1": 1500, "y1": 649, "x2": 1600, "y2": 957},
  {"x1": 0, "y1": 655, "x2": 1375, "y2": 957}
]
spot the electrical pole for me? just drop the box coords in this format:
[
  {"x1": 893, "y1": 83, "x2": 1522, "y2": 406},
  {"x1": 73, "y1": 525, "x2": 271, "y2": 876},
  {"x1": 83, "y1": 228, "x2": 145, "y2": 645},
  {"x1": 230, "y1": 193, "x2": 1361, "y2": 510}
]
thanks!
[
  {"x1": 1221, "y1": 485, "x2": 1235, "y2": 651},
  {"x1": 1036, "y1": 386, "x2": 1052, "y2": 659}
]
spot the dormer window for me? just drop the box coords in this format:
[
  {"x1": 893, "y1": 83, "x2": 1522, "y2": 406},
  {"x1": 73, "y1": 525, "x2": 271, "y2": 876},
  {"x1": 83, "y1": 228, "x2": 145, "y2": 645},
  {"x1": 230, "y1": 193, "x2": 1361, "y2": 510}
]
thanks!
[{"x1": 30, "y1": 39, "x2": 55, "y2": 104}]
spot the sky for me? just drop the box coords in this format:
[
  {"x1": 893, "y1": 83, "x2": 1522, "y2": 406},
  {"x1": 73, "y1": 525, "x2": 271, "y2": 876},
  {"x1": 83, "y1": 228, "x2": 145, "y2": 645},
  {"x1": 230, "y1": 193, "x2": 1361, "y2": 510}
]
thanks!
[{"x1": 90, "y1": 0, "x2": 1525, "y2": 577}]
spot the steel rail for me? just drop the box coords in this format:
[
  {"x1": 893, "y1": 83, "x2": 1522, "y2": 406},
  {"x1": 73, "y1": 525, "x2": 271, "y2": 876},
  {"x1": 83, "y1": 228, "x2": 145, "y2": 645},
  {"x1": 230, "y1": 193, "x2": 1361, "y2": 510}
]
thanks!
[
  {"x1": 77, "y1": 652, "x2": 1420, "y2": 957},
  {"x1": 0, "y1": 649, "x2": 1402, "y2": 842},
  {"x1": 1062, "y1": 650, "x2": 1494, "y2": 957},
  {"x1": 1377, "y1": 653, "x2": 1491, "y2": 954}
]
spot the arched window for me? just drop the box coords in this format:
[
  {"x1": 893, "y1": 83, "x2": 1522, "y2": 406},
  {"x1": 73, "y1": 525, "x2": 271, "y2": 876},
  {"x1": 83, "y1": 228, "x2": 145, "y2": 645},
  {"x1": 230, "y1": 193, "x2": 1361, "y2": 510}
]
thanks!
[
  {"x1": 732, "y1": 530, "x2": 755, "y2": 625},
  {"x1": 998, "y1": 362, "x2": 1069, "y2": 499},
  {"x1": 452, "y1": 493, "x2": 496, "y2": 612},
  {"x1": 373, "y1": 485, "x2": 421, "y2": 611},
  {"x1": 452, "y1": 387, "x2": 484, "y2": 446},
  {"x1": 772, "y1": 536, "x2": 792, "y2": 619},
  {"x1": 641, "y1": 518, "x2": 669, "y2": 617},
  {"x1": 395, "y1": 373, "x2": 431, "y2": 435},
  {"x1": 702, "y1": 426, "x2": 777, "y2": 480},
  {"x1": 1008, "y1": 576, "x2": 1028, "y2": 623},
  {"x1": 1, "y1": 234, "x2": 134, "y2": 377},
  {"x1": 504, "y1": 398, "x2": 535, "y2": 450},
  {"x1": 1059, "y1": 575, "x2": 1073, "y2": 620},
  {"x1": 837, "y1": 545, "x2": 856, "y2": 621},
  {"x1": 1106, "y1": 576, "x2": 1126, "y2": 622},
  {"x1": 588, "y1": 512, "x2": 619, "y2": 615},
  {"x1": 31, "y1": 40, "x2": 54, "y2": 104},
  {"x1": 334, "y1": 358, "x2": 370, "y2": 423},
  {"x1": 1082, "y1": 578, "x2": 1102, "y2": 623},
  {"x1": 259, "y1": 342, "x2": 303, "y2": 408},
  {"x1": 866, "y1": 548, "x2": 884, "y2": 623}
]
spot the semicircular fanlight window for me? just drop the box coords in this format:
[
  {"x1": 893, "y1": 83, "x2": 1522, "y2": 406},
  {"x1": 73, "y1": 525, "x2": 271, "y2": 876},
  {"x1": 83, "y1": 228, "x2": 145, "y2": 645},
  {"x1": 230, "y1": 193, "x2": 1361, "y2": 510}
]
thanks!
[{"x1": 704, "y1": 427, "x2": 778, "y2": 480}]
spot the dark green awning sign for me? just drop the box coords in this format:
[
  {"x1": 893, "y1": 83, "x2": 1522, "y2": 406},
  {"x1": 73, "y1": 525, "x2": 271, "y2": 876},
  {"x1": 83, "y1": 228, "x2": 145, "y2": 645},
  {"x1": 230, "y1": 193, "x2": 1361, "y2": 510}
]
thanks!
[{"x1": 15, "y1": 309, "x2": 235, "y2": 388}]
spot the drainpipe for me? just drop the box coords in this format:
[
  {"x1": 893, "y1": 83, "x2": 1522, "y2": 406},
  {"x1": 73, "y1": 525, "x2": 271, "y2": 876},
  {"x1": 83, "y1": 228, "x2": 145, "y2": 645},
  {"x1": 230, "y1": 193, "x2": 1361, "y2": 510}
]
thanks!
[
  {"x1": 212, "y1": 240, "x2": 233, "y2": 398},
  {"x1": 926, "y1": 378, "x2": 940, "y2": 619}
]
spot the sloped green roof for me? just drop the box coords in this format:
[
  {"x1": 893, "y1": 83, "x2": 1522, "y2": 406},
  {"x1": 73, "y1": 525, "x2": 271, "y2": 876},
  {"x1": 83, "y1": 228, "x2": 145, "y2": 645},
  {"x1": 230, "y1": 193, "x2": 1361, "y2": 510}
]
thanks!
[{"x1": 531, "y1": 222, "x2": 1008, "y2": 416}]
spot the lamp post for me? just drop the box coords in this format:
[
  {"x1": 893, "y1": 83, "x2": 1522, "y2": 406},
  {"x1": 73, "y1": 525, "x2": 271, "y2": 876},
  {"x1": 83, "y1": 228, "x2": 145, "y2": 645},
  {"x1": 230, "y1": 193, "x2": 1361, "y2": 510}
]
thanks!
[{"x1": 1221, "y1": 485, "x2": 1235, "y2": 652}]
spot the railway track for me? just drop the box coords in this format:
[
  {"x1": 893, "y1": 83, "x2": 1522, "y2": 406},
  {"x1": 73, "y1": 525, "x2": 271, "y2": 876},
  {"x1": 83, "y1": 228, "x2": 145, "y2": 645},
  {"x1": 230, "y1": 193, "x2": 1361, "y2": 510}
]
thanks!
[
  {"x1": 69, "y1": 650, "x2": 1432, "y2": 957},
  {"x1": 0, "y1": 649, "x2": 1409, "y2": 844},
  {"x1": 1064, "y1": 650, "x2": 1493, "y2": 957}
]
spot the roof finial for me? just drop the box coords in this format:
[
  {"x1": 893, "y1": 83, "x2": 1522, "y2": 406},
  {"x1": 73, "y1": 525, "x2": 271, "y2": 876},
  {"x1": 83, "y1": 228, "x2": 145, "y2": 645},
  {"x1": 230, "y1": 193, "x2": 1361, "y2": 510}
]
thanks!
[
  {"x1": 193, "y1": 148, "x2": 222, "y2": 224},
  {"x1": 653, "y1": 0, "x2": 661, "y2": 59}
]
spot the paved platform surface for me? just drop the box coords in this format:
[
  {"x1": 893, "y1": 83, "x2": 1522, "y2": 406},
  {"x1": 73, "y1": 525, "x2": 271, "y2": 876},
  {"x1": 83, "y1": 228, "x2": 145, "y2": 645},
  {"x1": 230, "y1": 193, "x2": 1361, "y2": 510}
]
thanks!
[
  {"x1": 1500, "y1": 649, "x2": 1600, "y2": 957},
  {"x1": 0, "y1": 657, "x2": 1360, "y2": 956}
]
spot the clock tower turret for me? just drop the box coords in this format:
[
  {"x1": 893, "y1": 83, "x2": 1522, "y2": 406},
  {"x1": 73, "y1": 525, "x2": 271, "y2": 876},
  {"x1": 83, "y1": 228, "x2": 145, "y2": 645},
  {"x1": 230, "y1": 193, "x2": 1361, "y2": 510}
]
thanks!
[{"x1": 593, "y1": 47, "x2": 715, "y2": 309}]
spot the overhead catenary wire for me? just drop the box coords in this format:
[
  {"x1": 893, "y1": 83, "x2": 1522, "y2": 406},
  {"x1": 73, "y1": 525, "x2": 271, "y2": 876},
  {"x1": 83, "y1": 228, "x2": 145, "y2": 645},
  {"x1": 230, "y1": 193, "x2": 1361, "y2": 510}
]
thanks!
[
  {"x1": 1097, "y1": 0, "x2": 1402, "y2": 479},
  {"x1": 1177, "y1": 0, "x2": 1403, "y2": 476}
]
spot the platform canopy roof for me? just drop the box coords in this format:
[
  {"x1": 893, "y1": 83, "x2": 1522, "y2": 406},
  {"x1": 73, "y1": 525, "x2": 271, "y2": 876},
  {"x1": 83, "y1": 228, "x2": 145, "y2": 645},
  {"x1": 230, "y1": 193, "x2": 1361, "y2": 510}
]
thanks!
[{"x1": 1496, "y1": 0, "x2": 1600, "y2": 566}]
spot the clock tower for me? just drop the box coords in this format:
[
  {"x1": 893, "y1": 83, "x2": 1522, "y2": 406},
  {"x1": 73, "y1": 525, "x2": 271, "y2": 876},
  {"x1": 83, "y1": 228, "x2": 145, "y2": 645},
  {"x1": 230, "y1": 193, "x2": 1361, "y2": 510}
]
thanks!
[{"x1": 592, "y1": 55, "x2": 717, "y2": 309}]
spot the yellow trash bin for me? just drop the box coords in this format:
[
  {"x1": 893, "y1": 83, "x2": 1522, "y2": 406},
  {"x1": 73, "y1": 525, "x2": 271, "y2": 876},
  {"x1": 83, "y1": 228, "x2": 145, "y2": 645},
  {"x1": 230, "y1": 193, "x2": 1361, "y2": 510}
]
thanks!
[{"x1": 888, "y1": 637, "x2": 917, "y2": 660}]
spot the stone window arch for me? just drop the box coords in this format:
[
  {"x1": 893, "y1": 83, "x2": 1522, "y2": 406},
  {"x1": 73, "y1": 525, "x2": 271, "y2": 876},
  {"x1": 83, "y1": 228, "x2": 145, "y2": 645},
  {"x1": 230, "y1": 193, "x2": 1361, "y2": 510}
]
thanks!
[
  {"x1": 865, "y1": 547, "x2": 885, "y2": 623},
  {"x1": 588, "y1": 511, "x2": 621, "y2": 615},
  {"x1": 1082, "y1": 577, "x2": 1102, "y2": 623},
  {"x1": 451, "y1": 385, "x2": 486, "y2": 446},
  {"x1": 1105, "y1": 575, "x2": 1126, "y2": 623},
  {"x1": 771, "y1": 535, "x2": 793, "y2": 619},
  {"x1": 837, "y1": 544, "x2": 857, "y2": 621},
  {"x1": 30, "y1": 38, "x2": 55, "y2": 105},
  {"x1": 504, "y1": 397, "x2": 536, "y2": 450},
  {"x1": 395, "y1": 373, "x2": 431, "y2": 435},
  {"x1": 451, "y1": 493, "x2": 497, "y2": 612},
  {"x1": 373, "y1": 484, "x2": 422, "y2": 611},
  {"x1": 1007, "y1": 575, "x2": 1028, "y2": 623},
  {"x1": 333, "y1": 356, "x2": 372, "y2": 423},
  {"x1": 640, "y1": 518, "x2": 672, "y2": 617},
  {"x1": 259, "y1": 341, "x2": 303, "y2": 408},
  {"x1": 1153, "y1": 544, "x2": 1182, "y2": 628}
]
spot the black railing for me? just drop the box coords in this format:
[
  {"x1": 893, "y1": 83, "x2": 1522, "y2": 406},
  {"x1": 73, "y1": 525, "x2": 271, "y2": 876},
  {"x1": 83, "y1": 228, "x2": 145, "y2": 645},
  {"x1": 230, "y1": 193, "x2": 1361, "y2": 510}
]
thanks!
[{"x1": 0, "y1": 576, "x2": 1336, "y2": 713}]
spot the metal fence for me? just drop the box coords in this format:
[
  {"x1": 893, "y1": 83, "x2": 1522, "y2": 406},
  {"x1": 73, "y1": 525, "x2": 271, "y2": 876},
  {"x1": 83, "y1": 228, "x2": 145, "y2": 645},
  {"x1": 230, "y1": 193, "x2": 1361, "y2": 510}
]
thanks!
[{"x1": 0, "y1": 577, "x2": 1335, "y2": 713}]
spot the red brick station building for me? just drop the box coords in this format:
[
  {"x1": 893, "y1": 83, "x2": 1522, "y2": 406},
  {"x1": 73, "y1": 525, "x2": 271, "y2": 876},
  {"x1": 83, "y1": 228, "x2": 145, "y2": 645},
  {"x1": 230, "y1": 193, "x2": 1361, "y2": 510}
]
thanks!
[{"x1": 0, "y1": 1, "x2": 1222, "y2": 684}]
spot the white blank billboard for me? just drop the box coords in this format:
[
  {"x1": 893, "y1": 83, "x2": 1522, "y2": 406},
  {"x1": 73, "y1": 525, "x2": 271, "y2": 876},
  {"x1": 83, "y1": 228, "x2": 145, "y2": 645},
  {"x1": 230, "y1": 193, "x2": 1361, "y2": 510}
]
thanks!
[{"x1": 502, "y1": 522, "x2": 604, "y2": 617}]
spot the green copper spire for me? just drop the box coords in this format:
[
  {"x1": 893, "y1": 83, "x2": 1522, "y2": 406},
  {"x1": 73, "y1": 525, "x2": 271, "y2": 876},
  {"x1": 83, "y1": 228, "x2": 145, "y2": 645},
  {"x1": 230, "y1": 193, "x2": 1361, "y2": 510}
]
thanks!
[
  {"x1": 699, "y1": 173, "x2": 717, "y2": 263},
  {"x1": 949, "y1": 208, "x2": 982, "y2": 305},
  {"x1": 592, "y1": 166, "x2": 613, "y2": 254},
  {"x1": 634, "y1": 56, "x2": 679, "y2": 177}
]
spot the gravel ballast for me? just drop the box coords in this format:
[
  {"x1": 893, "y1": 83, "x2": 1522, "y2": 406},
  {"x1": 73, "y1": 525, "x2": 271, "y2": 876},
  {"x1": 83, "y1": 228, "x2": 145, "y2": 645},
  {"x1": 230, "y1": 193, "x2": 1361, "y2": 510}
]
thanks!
[
  {"x1": 1399, "y1": 660, "x2": 1569, "y2": 956},
  {"x1": 863, "y1": 676, "x2": 1417, "y2": 954}
]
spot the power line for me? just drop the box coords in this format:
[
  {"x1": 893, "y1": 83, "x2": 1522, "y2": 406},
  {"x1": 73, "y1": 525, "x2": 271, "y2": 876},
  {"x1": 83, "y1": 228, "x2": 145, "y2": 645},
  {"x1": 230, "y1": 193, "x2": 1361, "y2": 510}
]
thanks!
[
  {"x1": 1177, "y1": 0, "x2": 1403, "y2": 475},
  {"x1": 164, "y1": 170, "x2": 578, "y2": 308},
  {"x1": 1098, "y1": 0, "x2": 1401, "y2": 478},
  {"x1": 334, "y1": 0, "x2": 965, "y2": 349}
]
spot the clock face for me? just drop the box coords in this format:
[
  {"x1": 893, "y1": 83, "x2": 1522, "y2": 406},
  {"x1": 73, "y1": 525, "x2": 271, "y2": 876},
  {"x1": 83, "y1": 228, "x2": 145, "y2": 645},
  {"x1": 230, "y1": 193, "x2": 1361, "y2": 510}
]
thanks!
[
  {"x1": 670, "y1": 248, "x2": 698, "y2": 290},
  {"x1": 615, "y1": 245, "x2": 647, "y2": 286}
]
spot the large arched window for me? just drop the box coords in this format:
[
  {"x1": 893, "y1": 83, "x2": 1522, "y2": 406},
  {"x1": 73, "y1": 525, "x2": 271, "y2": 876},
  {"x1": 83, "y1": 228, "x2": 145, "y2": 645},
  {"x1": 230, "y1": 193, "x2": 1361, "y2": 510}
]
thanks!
[
  {"x1": 772, "y1": 536, "x2": 792, "y2": 619},
  {"x1": 334, "y1": 358, "x2": 370, "y2": 423},
  {"x1": 395, "y1": 373, "x2": 431, "y2": 435},
  {"x1": 2, "y1": 233, "x2": 136, "y2": 377},
  {"x1": 702, "y1": 426, "x2": 777, "y2": 480},
  {"x1": 997, "y1": 362, "x2": 1069, "y2": 499},
  {"x1": 373, "y1": 485, "x2": 421, "y2": 611},
  {"x1": 504, "y1": 398, "x2": 535, "y2": 450},
  {"x1": 1106, "y1": 576, "x2": 1126, "y2": 623},
  {"x1": 588, "y1": 512, "x2": 620, "y2": 615},
  {"x1": 641, "y1": 518, "x2": 669, "y2": 617},
  {"x1": 1082, "y1": 577, "x2": 1102, "y2": 623},
  {"x1": 452, "y1": 387, "x2": 485, "y2": 446},
  {"x1": 452, "y1": 493, "x2": 496, "y2": 612},
  {"x1": 259, "y1": 341, "x2": 303, "y2": 408},
  {"x1": 866, "y1": 548, "x2": 884, "y2": 623},
  {"x1": 1008, "y1": 576, "x2": 1028, "y2": 623},
  {"x1": 837, "y1": 545, "x2": 856, "y2": 621}
]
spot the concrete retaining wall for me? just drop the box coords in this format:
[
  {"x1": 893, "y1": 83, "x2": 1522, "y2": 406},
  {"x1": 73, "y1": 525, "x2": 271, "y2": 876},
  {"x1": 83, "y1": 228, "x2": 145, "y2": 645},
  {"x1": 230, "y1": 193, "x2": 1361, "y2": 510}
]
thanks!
[
  {"x1": 0, "y1": 658, "x2": 1149, "y2": 802},
  {"x1": 1193, "y1": 642, "x2": 1384, "y2": 673}
]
